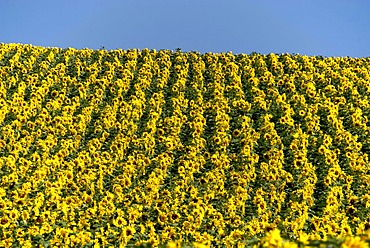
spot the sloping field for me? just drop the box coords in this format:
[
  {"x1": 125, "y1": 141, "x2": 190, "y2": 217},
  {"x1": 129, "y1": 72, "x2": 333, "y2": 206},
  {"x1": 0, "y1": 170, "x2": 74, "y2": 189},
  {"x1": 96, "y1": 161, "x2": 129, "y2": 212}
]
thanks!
[{"x1": 1, "y1": 43, "x2": 370, "y2": 247}]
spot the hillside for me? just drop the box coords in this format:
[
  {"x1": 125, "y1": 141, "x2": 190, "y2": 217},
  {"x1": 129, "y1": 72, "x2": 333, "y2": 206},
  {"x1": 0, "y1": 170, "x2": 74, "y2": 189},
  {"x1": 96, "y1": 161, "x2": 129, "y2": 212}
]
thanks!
[{"x1": 1, "y1": 43, "x2": 370, "y2": 247}]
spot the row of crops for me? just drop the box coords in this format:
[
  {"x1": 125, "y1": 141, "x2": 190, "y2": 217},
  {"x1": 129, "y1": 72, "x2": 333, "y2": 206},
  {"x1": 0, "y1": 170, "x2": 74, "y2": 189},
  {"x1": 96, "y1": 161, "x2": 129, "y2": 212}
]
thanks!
[{"x1": 1, "y1": 43, "x2": 370, "y2": 247}]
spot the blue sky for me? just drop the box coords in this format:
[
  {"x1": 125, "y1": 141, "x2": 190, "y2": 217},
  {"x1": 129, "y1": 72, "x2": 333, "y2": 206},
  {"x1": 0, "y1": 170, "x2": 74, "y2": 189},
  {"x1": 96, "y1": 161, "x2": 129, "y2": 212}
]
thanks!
[{"x1": 1, "y1": 0, "x2": 369, "y2": 57}]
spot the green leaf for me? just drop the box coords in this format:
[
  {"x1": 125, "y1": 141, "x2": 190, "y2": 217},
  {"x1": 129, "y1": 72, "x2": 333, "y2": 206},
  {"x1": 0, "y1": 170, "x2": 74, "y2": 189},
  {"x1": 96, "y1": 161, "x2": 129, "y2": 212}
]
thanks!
[{"x1": 41, "y1": 240, "x2": 51, "y2": 248}]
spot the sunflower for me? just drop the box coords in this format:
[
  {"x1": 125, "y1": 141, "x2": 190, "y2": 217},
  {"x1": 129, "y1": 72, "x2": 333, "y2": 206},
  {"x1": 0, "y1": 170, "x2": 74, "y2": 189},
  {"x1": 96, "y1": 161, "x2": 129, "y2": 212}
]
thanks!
[
  {"x1": 15, "y1": 228, "x2": 25, "y2": 238},
  {"x1": 264, "y1": 133, "x2": 272, "y2": 140},
  {"x1": 50, "y1": 90, "x2": 59, "y2": 98},
  {"x1": 232, "y1": 129, "x2": 241, "y2": 138},
  {"x1": 203, "y1": 151, "x2": 210, "y2": 160},
  {"x1": 213, "y1": 136, "x2": 222, "y2": 145},
  {"x1": 157, "y1": 128, "x2": 165, "y2": 136},
  {"x1": 324, "y1": 177, "x2": 332, "y2": 187},
  {"x1": 199, "y1": 177, "x2": 207, "y2": 185},
  {"x1": 0, "y1": 216, "x2": 10, "y2": 228},
  {"x1": 8, "y1": 209, "x2": 18, "y2": 221},
  {"x1": 171, "y1": 212, "x2": 180, "y2": 222},
  {"x1": 26, "y1": 121, "x2": 35, "y2": 130},
  {"x1": 158, "y1": 212, "x2": 167, "y2": 225},
  {"x1": 113, "y1": 216, "x2": 127, "y2": 228},
  {"x1": 113, "y1": 184, "x2": 123, "y2": 195},
  {"x1": 346, "y1": 206, "x2": 356, "y2": 215},
  {"x1": 325, "y1": 157, "x2": 333, "y2": 165},
  {"x1": 318, "y1": 145, "x2": 326, "y2": 155},
  {"x1": 323, "y1": 138, "x2": 331, "y2": 147},
  {"x1": 122, "y1": 226, "x2": 136, "y2": 240},
  {"x1": 279, "y1": 116, "x2": 287, "y2": 124},
  {"x1": 178, "y1": 166, "x2": 185, "y2": 175}
]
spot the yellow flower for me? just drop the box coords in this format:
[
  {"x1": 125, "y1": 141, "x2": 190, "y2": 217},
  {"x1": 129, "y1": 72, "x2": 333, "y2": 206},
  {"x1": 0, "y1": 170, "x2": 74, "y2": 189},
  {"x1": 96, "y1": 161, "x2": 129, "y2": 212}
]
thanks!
[
  {"x1": 93, "y1": 240, "x2": 101, "y2": 248},
  {"x1": 167, "y1": 241, "x2": 178, "y2": 248},
  {"x1": 113, "y1": 184, "x2": 123, "y2": 195},
  {"x1": 157, "y1": 128, "x2": 165, "y2": 136},
  {"x1": 283, "y1": 241, "x2": 298, "y2": 248},
  {"x1": 192, "y1": 242, "x2": 210, "y2": 248},
  {"x1": 263, "y1": 228, "x2": 283, "y2": 247},
  {"x1": 298, "y1": 230, "x2": 310, "y2": 245},
  {"x1": 8, "y1": 209, "x2": 19, "y2": 221},
  {"x1": 40, "y1": 222, "x2": 53, "y2": 235},
  {"x1": 213, "y1": 136, "x2": 222, "y2": 145},
  {"x1": 19, "y1": 238, "x2": 33, "y2": 247},
  {"x1": 178, "y1": 166, "x2": 185, "y2": 175},
  {"x1": 0, "y1": 215, "x2": 10, "y2": 228},
  {"x1": 298, "y1": 110, "x2": 305, "y2": 116},
  {"x1": 120, "y1": 225, "x2": 136, "y2": 241},
  {"x1": 264, "y1": 133, "x2": 272, "y2": 140},
  {"x1": 113, "y1": 216, "x2": 127, "y2": 228},
  {"x1": 158, "y1": 212, "x2": 167, "y2": 225},
  {"x1": 27, "y1": 225, "x2": 40, "y2": 236},
  {"x1": 170, "y1": 211, "x2": 181, "y2": 222},
  {"x1": 342, "y1": 236, "x2": 369, "y2": 248},
  {"x1": 15, "y1": 228, "x2": 25, "y2": 238},
  {"x1": 0, "y1": 187, "x2": 6, "y2": 198}
]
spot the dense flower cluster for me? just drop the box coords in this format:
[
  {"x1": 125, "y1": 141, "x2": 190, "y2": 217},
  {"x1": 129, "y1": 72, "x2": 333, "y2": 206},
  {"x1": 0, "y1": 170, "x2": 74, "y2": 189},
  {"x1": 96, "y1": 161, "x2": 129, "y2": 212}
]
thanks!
[{"x1": 1, "y1": 43, "x2": 370, "y2": 247}]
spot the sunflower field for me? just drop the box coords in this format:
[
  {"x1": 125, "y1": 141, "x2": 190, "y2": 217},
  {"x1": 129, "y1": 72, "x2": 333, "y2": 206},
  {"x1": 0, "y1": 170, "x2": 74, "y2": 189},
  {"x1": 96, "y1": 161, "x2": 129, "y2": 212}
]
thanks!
[{"x1": 1, "y1": 43, "x2": 370, "y2": 247}]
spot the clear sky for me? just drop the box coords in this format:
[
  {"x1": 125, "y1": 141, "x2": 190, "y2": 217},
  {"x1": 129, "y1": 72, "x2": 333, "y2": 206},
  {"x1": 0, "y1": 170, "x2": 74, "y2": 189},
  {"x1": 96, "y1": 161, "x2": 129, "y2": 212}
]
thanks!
[{"x1": 1, "y1": 0, "x2": 369, "y2": 57}]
